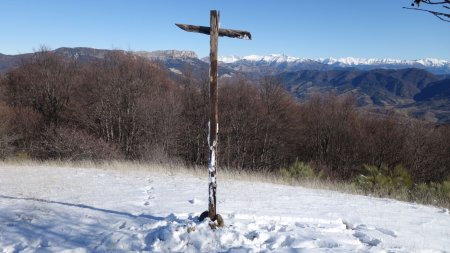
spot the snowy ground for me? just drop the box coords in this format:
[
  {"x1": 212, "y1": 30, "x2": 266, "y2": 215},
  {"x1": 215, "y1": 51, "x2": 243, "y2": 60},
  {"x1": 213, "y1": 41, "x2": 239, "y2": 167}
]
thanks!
[{"x1": 0, "y1": 164, "x2": 449, "y2": 253}]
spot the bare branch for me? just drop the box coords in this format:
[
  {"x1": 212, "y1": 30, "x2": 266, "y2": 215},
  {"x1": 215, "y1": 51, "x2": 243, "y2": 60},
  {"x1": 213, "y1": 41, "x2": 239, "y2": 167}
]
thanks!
[
  {"x1": 403, "y1": 6, "x2": 450, "y2": 22},
  {"x1": 413, "y1": 0, "x2": 450, "y2": 5}
]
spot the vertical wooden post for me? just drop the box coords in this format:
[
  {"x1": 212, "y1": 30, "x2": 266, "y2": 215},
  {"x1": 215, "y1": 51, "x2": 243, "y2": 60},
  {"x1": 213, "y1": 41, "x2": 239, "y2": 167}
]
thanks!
[
  {"x1": 176, "y1": 11, "x2": 250, "y2": 226},
  {"x1": 208, "y1": 10, "x2": 219, "y2": 221}
]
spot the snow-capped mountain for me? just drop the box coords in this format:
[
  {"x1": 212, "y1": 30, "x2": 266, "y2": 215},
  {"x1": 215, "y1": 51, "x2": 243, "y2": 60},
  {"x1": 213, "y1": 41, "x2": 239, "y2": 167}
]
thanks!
[
  {"x1": 319, "y1": 57, "x2": 450, "y2": 69},
  {"x1": 1, "y1": 47, "x2": 449, "y2": 122},
  {"x1": 219, "y1": 54, "x2": 309, "y2": 64},
  {"x1": 218, "y1": 54, "x2": 450, "y2": 75},
  {"x1": 215, "y1": 54, "x2": 330, "y2": 75},
  {"x1": 134, "y1": 50, "x2": 198, "y2": 60}
]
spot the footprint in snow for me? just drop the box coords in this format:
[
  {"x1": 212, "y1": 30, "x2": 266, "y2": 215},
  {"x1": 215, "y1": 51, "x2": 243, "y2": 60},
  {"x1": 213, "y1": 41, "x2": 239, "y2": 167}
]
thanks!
[
  {"x1": 353, "y1": 231, "x2": 381, "y2": 247},
  {"x1": 342, "y1": 220, "x2": 354, "y2": 230},
  {"x1": 188, "y1": 198, "x2": 203, "y2": 205},
  {"x1": 356, "y1": 224, "x2": 397, "y2": 238},
  {"x1": 314, "y1": 239, "x2": 340, "y2": 249},
  {"x1": 376, "y1": 227, "x2": 397, "y2": 238},
  {"x1": 143, "y1": 187, "x2": 155, "y2": 206},
  {"x1": 118, "y1": 221, "x2": 126, "y2": 229},
  {"x1": 294, "y1": 222, "x2": 309, "y2": 229},
  {"x1": 244, "y1": 231, "x2": 259, "y2": 240}
]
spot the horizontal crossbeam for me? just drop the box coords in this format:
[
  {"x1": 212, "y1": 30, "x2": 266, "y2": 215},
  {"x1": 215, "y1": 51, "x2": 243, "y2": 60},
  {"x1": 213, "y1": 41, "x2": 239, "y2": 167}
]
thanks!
[{"x1": 175, "y1": 23, "x2": 252, "y2": 40}]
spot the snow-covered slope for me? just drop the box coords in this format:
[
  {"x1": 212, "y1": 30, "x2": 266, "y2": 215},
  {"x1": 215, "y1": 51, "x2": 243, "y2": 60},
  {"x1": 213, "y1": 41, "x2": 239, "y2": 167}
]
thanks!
[
  {"x1": 219, "y1": 54, "x2": 450, "y2": 74},
  {"x1": 1, "y1": 164, "x2": 449, "y2": 252}
]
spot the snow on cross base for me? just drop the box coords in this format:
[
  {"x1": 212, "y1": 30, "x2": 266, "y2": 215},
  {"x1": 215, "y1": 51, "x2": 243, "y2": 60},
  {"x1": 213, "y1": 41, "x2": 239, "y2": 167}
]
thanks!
[{"x1": 0, "y1": 164, "x2": 449, "y2": 252}]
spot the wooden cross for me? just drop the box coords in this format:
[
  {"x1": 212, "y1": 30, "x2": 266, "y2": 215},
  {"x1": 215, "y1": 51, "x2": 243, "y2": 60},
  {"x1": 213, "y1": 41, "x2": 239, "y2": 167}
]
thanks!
[{"x1": 176, "y1": 10, "x2": 251, "y2": 224}]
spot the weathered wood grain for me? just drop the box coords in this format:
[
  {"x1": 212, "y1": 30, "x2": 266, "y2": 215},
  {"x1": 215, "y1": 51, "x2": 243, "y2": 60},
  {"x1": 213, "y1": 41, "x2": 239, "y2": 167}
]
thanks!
[
  {"x1": 176, "y1": 10, "x2": 251, "y2": 225},
  {"x1": 208, "y1": 10, "x2": 219, "y2": 221},
  {"x1": 176, "y1": 23, "x2": 252, "y2": 40}
]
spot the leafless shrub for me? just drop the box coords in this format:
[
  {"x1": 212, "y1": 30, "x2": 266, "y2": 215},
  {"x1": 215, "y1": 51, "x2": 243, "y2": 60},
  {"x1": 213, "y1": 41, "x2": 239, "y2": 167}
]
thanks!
[
  {"x1": 76, "y1": 52, "x2": 182, "y2": 159},
  {"x1": 33, "y1": 127, "x2": 123, "y2": 161},
  {"x1": 0, "y1": 103, "x2": 17, "y2": 158},
  {"x1": 216, "y1": 76, "x2": 301, "y2": 171},
  {"x1": 403, "y1": 122, "x2": 450, "y2": 182},
  {"x1": 295, "y1": 93, "x2": 363, "y2": 179},
  {"x1": 3, "y1": 47, "x2": 79, "y2": 127},
  {"x1": 178, "y1": 73, "x2": 209, "y2": 166},
  {"x1": 1, "y1": 48, "x2": 448, "y2": 183},
  {"x1": 8, "y1": 106, "x2": 43, "y2": 155}
]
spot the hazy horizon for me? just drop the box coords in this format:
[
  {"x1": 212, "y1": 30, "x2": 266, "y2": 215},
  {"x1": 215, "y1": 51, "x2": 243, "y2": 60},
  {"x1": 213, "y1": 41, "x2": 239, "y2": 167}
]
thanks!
[{"x1": 1, "y1": 0, "x2": 449, "y2": 60}]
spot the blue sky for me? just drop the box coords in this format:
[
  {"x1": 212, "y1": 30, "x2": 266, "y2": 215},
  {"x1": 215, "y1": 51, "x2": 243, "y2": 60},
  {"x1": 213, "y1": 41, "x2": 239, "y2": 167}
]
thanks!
[{"x1": 0, "y1": 0, "x2": 449, "y2": 60}]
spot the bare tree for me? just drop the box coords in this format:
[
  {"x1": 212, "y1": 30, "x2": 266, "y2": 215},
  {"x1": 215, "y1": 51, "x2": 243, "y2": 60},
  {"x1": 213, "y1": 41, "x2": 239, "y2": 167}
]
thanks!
[
  {"x1": 3, "y1": 48, "x2": 78, "y2": 127},
  {"x1": 257, "y1": 76, "x2": 299, "y2": 170},
  {"x1": 405, "y1": 0, "x2": 450, "y2": 22},
  {"x1": 0, "y1": 103, "x2": 17, "y2": 158},
  {"x1": 77, "y1": 51, "x2": 182, "y2": 159},
  {"x1": 178, "y1": 71, "x2": 209, "y2": 166},
  {"x1": 33, "y1": 126, "x2": 123, "y2": 161},
  {"x1": 219, "y1": 77, "x2": 264, "y2": 169}
]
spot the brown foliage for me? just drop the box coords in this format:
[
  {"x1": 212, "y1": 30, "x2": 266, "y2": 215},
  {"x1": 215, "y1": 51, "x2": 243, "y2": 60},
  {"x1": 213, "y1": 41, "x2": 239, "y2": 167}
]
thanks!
[
  {"x1": 219, "y1": 77, "x2": 263, "y2": 169},
  {"x1": 3, "y1": 49, "x2": 79, "y2": 127},
  {"x1": 177, "y1": 72, "x2": 209, "y2": 166},
  {"x1": 8, "y1": 106, "x2": 43, "y2": 153},
  {"x1": 0, "y1": 103, "x2": 17, "y2": 158},
  {"x1": 75, "y1": 52, "x2": 182, "y2": 159},
  {"x1": 295, "y1": 94, "x2": 362, "y2": 178},
  {"x1": 296, "y1": 93, "x2": 449, "y2": 182},
  {"x1": 403, "y1": 123, "x2": 450, "y2": 182},
  {"x1": 218, "y1": 76, "x2": 300, "y2": 170},
  {"x1": 0, "y1": 49, "x2": 448, "y2": 183},
  {"x1": 32, "y1": 127, "x2": 123, "y2": 161}
]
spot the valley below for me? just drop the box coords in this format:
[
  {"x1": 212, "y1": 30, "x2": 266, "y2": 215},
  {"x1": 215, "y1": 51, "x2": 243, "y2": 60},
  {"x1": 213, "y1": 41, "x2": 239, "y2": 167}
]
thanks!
[{"x1": 2, "y1": 47, "x2": 449, "y2": 123}]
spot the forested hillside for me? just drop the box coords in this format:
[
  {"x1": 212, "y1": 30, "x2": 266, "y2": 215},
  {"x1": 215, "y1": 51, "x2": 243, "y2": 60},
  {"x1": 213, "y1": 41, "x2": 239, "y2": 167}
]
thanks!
[
  {"x1": 1, "y1": 49, "x2": 449, "y2": 187},
  {"x1": 2, "y1": 47, "x2": 450, "y2": 123}
]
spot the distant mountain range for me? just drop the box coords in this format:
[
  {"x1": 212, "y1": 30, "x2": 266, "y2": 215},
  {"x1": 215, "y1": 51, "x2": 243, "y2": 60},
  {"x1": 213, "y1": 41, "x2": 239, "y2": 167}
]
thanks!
[
  {"x1": 278, "y1": 68, "x2": 450, "y2": 122},
  {"x1": 218, "y1": 54, "x2": 450, "y2": 76},
  {"x1": 0, "y1": 47, "x2": 449, "y2": 123}
]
